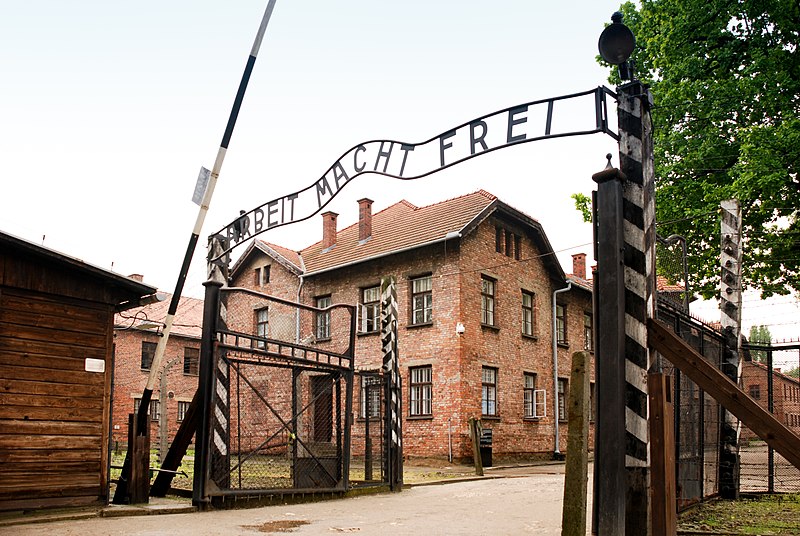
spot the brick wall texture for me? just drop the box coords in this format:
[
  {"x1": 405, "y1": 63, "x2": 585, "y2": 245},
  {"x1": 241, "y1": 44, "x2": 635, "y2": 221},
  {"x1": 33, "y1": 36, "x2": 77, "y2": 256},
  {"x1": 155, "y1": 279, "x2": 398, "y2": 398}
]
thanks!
[
  {"x1": 111, "y1": 329, "x2": 201, "y2": 449},
  {"x1": 223, "y1": 207, "x2": 596, "y2": 462}
]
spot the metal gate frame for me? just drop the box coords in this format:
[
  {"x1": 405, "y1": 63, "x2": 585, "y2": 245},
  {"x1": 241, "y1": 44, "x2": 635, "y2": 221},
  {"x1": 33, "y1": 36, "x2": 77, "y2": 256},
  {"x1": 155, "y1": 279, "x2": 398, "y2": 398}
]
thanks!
[{"x1": 193, "y1": 283, "x2": 357, "y2": 506}]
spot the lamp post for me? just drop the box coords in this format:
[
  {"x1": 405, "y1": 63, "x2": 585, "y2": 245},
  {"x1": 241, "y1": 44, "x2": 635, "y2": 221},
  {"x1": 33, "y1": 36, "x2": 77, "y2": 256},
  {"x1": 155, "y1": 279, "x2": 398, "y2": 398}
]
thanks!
[{"x1": 158, "y1": 357, "x2": 181, "y2": 465}]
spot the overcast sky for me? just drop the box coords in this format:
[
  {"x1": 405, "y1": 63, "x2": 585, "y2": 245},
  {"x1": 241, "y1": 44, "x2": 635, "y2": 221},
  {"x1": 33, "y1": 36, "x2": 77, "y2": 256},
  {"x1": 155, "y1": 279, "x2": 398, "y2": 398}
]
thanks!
[{"x1": 2, "y1": 1, "x2": 798, "y2": 345}]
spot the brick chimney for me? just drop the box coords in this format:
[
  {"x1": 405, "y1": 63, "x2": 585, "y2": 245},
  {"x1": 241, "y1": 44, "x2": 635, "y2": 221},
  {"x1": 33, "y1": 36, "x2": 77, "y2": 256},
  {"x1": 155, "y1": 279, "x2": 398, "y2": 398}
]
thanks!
[
  {"x1": 358, "y1": 198, "x2": 373, "y2": 242},
  {"x1": 322, "y1": 211, "x2": 338, "y2": 250},
  {"x1": 572, "y1": 253, "x2": 586, "y2": 280},
  {"x1": 128, "y1": 274, "x2": 144, "y2": 282}
]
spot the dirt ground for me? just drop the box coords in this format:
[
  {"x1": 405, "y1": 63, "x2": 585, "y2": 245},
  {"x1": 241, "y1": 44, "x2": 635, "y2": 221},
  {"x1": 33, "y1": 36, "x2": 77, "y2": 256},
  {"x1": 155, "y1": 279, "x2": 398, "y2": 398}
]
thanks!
[{"x1": 2, "y1": 463, "x2": 587, "y2": 536}]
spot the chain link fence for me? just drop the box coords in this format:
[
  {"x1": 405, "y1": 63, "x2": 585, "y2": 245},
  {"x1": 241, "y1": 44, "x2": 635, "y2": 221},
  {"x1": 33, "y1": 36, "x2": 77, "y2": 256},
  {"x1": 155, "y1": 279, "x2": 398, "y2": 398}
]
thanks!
[
  {"x1": 349, "y1": 370, "x2": 386, "y2": 487},
  {"x1": 655, "y1": 234, "x2": 690, "y2": 313},
  {"x1": 738, "y1": 343, "x2": 800, "y2": 493},
  {"x1": 657, "y1": 301, "x2": 724, "y2": 508}
]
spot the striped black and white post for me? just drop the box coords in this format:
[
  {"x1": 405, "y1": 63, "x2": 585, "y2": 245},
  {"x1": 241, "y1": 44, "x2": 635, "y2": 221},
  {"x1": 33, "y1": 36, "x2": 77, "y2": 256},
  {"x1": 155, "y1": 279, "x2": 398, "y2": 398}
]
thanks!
[
  {"x1": 114, "y1": 0, "x2": 279, "y2": 505},
  {"x1": 210, "y1": 243, "x2": 231, "y2": 491},
  {"x1": 192, "y1": 235, "x2": 227, "y2": 505},
  {"x1": 380, "y1": 276, "x2": 403, "y2": 491},
  {"x1": 719, "y1": 198, "x2": 743, "y2": 499},
  {"x1": 618, "y1": 81, "x2": 656, "y2": 533}
]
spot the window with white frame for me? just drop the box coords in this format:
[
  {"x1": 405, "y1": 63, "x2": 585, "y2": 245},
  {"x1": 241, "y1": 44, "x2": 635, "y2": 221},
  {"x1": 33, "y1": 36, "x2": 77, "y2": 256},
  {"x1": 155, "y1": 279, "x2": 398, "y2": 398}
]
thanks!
[
  {"x1": 411, "y1": 275, "x2": 432, "y2": 325},
  {"x1": 315, "y1": 296, "x2": 331, "y2": 339},
  {"x1": 583, "y1": 312, "x2": 593, "y2": 351},
  {"x1": 177, "y1": 401, "x2": 190, "y2": 422},
  {"x1": 360, "y1": 375, "x2": 381, "y2": 418},
  {"x1": 524, "y1": 373, "x2": 536, "y2": 417},
  {"x1": 481, "y1": 276, "x2": 496, "y2": 326},
  {"x1": 359, "y1": 286, "x2": 381, "y2": 333},
  {"x1": 556, "y1": 303, "x2": 567, "y2": 345},
  {"x1": 522, "y1": 291, "x2": 535, "y2": 336},
  {"x1": 255, "y1": 307, "x2": 269, "y2": 348},
  {"x1": 557, "y1": 378, "x2": 568, "y2": 421},
  {"x1": 409, "y1": 366, "x2": 432, "y2": 417},
  {"x1": 134, "y1": 398, "x2": 160, "y2": 421},
  {"x1": 482, "y1": 366, "x2": 498, "y2": 416},
  {"x1": 524, "y1": 372, "x2": 547, "y2": 418}
]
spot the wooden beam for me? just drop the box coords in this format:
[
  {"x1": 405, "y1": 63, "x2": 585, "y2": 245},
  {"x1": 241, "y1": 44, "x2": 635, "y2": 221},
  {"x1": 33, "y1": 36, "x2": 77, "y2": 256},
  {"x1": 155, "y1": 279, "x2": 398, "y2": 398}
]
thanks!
[
  {"x1": 468, "y1": 417, "x2": 483, "y2": 477},
  {"x1": 562, "y1": 351, "x2": 590, "y2": 536},
  {"x1": 648, "y1": 319, "x2": 800, "y2": 471},
  {"x1": 149, "y1": 389, "x2": 199, "y2": 497},
  {"x1": 648, "y1": 372, "x2": 677, "y2": 536}
]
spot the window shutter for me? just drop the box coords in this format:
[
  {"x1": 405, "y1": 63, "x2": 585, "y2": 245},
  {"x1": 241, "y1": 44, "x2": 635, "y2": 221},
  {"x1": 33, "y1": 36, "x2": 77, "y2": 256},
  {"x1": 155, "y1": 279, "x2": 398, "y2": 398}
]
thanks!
[{"x1": 533, "y1": 389, "x2": 547, "y2": 418}]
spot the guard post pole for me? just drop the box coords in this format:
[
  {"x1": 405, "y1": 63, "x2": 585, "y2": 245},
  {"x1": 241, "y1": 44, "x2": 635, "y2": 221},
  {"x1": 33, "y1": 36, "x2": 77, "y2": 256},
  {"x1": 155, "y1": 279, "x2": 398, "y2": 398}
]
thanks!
[
  {"x1": 192, "y1": 235, "x2": 226, "y2": 508},
  {"x1": 592, "y1": 164, "x2": 627, "y2": 535}
]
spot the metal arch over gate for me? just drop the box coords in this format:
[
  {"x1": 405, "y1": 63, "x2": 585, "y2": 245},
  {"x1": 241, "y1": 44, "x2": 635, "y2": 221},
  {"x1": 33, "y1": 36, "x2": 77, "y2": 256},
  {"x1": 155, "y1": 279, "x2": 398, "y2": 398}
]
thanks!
[
  {"x1": 211, "y1": 86, "x2": 618, "y2": 260},
  {"x1": 142, "y1": 79, "x2": 658, "y2": 525},
  {"x1": 108, "y1": 3, "x2": 671, "y2": 532},
  {"x1": 156, "y1": 80, "x2": 646, "y2": 509}
]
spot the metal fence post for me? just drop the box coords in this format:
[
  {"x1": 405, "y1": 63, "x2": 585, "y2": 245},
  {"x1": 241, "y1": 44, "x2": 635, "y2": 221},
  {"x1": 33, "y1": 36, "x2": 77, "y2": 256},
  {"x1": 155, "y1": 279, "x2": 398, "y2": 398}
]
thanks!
[
  {"x1": 380, "y1": 276, "x2": 402, "y2": 491},
  {"x1": 767, "y1": 346, "x2": 774, "y2": 493},
  {"x1": 192, "y1": 234, "x2": 227, "y2": 507},
  {"x1": 719, "y1": 199, "x2": 743, "y2": 499}
]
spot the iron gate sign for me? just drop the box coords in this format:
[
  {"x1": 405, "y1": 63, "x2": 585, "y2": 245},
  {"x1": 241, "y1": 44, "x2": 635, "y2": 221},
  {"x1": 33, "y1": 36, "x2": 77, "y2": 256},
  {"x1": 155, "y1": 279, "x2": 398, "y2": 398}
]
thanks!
[{"x1": 214, "y1": 86, "x2": 617, "y2": 256}]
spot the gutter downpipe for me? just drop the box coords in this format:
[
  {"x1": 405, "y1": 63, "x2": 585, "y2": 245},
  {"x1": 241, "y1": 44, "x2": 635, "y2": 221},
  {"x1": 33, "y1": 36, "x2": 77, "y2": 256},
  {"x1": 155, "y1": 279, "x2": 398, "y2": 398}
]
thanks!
[{"x1": 552, "y1": 281, "x2": 572, "y2": 456}]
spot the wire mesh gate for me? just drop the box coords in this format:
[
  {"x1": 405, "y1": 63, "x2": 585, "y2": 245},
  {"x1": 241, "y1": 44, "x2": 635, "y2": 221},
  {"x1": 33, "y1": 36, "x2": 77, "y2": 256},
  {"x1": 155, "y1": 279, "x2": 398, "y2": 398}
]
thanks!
[
  {"x1": 657, "y1": 300, "x2": 724, "y2": 508},
  {"x1": 193, "y1": 286, "x2": 386, "y2": 505},
  {"x1": 656, "y1": 301, "x2": 800, "y2": 508}
]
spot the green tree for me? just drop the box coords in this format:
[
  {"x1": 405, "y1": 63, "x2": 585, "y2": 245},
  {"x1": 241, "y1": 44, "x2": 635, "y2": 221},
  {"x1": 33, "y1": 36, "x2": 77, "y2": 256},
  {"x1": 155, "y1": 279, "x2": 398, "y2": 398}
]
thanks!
[
  {"x1": 571, "y1": 193, "x2": 593, "y2": 223},
  {"x1": 747, "y1": 324, "x2": 772, "y2": 362},
  {"x1": 602, "y1": 0, "x2": 800, "y2": 299}
]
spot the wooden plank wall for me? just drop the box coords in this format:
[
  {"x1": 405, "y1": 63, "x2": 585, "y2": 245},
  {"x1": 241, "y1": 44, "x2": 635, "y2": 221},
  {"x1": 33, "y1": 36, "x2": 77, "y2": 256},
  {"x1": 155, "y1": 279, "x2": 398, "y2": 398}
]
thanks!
[{"x1": 0, "y1": 287, "x2": 113, "y2": 511}]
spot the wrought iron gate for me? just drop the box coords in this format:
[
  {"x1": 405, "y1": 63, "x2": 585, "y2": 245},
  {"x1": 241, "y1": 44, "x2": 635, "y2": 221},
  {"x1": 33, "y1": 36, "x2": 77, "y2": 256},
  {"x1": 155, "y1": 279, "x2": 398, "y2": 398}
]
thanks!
[{"x1": 194, "y1": 286, "x2": 360, "y2": 505}]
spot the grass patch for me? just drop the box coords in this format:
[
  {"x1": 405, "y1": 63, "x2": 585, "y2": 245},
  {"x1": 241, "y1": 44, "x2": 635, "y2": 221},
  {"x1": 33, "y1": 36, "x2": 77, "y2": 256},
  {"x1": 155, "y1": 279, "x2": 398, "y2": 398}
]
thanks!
[{"x1": 679, "y1": 494, "x2": 800, "y2": 535}]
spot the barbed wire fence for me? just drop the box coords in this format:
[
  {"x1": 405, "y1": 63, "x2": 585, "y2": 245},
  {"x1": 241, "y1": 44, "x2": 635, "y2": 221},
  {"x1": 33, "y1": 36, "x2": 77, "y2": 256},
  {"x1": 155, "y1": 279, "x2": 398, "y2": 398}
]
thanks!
[{"x1": 654, "y1": 221, "x2": 800, "y2": 507}]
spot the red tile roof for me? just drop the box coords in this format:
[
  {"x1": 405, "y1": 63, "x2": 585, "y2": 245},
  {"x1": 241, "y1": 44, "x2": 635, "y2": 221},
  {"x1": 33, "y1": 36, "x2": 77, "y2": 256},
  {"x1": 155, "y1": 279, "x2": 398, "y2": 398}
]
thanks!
[
  {"x1": 114, "y1": 293, "x2": 204, "y2": 339},
  {"x1": 230, "y1": 189, "x2": 564, "y2": 282},
  {"x1": 656, "y1": 275, "x2": 685, "y2": 293},
  {"x1": 567, "y1": 273, "x2": 593, "y2": 292},
  {"x1": 301, "y1": 190, "x2": 498, "y2": 275},
  {"x1": 257, "y1": 241, "x2": 303, "y2": 272}
]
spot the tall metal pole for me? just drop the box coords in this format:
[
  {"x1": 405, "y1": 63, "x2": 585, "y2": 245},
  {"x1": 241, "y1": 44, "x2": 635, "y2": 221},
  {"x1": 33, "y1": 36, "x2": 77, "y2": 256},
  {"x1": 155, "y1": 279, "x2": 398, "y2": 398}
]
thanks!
[
  {"x1": 114, "y1": 0, "x2": 279, "y2": 504},
  {"x1": 159, "y1": 357, "x2": 180, "y2": 465}
]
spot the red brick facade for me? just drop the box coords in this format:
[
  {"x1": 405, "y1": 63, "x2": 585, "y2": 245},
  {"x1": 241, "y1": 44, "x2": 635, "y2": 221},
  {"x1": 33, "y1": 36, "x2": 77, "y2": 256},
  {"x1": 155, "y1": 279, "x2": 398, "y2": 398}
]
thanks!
[
  {"x1": 226, "y1": 192, "x2": 596, "y2": 462},
  {"x1": 111, "y1": 294, "x2": 203, "y2": 450},
  {"x1": 740, "y1": 361, "x2": 800, "y2": 439}
]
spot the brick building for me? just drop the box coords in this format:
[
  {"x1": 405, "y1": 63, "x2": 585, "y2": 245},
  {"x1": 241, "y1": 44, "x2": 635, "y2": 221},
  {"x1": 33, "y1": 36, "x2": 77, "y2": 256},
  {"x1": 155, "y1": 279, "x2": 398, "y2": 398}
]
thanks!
[
  {"x1": 111, "y1": 284, "x2": 203, "y2": 452},
  {"x1": 225, "y1": 190, "x2": 595, "y2": 462},
  {"x1": 740, "y1": 361, "x2": 800, "y2": 439}
]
